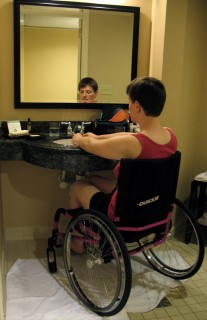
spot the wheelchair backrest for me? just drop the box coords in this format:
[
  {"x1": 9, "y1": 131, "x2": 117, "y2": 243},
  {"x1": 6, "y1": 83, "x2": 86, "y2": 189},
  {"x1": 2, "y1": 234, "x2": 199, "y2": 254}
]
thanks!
[{"x1": 115, "y1": 151, "x2": 181, "y2": 227}]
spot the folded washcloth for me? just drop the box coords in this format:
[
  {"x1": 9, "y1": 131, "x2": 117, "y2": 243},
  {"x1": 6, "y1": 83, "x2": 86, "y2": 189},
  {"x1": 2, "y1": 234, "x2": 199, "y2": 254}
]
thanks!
[{"x1": 9, "y1": 130, "x2": 29, "y2": 137}]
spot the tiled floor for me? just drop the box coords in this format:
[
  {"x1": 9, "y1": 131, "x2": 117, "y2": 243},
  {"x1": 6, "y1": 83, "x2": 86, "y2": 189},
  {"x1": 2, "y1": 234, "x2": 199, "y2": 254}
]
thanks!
[{"x1": 4, "y1": 238, "x2": 207, "y2": 320}]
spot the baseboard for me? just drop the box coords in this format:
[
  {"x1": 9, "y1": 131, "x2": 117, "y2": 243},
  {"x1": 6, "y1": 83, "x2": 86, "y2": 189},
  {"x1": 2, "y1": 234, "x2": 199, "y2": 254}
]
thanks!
[{"x1": 4, "y1": 227, "x2": 51, "y2": 241}]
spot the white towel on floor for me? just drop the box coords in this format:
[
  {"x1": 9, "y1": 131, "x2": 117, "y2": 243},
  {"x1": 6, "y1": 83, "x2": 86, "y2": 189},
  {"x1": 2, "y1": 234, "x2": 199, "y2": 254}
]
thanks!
[
  {"x1": 6, "y1": 254, "x2": 184, "y2": 320},
  {"x1": 6, "y1": 259, "x2": 100, "y2": 320}
]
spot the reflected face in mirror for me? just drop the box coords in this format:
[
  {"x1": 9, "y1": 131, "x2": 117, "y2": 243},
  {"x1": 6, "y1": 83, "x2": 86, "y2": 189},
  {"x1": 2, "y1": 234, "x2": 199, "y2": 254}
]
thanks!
[
  {"x1": 78, "y1": 77, "x2": 98, "y2": 103},
  {"x1": 79, "y1": 85, "x2": 98, "y2": 103}
]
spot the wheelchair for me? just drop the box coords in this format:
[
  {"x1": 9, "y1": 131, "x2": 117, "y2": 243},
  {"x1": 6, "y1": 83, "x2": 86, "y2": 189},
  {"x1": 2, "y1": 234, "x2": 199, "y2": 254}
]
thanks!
[{"x1": 47, "y1": 151, "x2": 205, "y2": 316}]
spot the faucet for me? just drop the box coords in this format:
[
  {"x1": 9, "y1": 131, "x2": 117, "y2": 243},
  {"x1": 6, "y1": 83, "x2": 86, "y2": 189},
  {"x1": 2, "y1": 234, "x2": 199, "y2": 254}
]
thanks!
[
  {"x1": 61, "y1": 121, "x2": 91, "y2": 136},
  {"x1": 79, "y1": 121, "x2": 91, "y2": 134},
  {"x1": 74, "y1": 122, "x2": 85, "y2": 134}
]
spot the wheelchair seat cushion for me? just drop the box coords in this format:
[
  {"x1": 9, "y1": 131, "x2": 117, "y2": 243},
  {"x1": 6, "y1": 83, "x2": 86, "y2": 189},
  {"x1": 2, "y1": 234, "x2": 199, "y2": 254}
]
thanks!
[{"x1": 89, "y1": 191, "x2": 114, "y2": 215}]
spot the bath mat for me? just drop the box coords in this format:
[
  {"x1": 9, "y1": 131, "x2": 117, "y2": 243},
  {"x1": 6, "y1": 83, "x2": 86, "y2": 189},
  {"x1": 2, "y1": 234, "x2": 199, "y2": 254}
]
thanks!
[
  {"x1": 6, "y1": 253, "x2": 185, "y2": 320},
  {"x1": 6, "y1": 259, "x2": 100, "y2": 320}
]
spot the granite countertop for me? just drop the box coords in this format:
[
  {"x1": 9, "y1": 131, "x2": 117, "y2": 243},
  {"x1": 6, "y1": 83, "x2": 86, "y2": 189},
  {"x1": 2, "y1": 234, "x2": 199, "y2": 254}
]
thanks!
[
  {"x1": 0, "y1": 121, "x2": 116, "y2": 173},
  {"x1": 0, "y1": 135, "x2": 116, "y2": 172}
]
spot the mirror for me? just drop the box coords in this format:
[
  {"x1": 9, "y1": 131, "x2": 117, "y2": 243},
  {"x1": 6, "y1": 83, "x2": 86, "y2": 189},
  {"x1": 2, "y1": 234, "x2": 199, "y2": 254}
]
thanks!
[{"x1": 14, "y1": 0, "x2": 140, "y2": 109}]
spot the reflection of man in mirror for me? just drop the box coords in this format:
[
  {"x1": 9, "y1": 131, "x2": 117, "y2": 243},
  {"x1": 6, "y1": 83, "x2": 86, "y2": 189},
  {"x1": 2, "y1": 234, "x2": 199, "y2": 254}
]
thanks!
[{"x1": 78, "y1": 77, "x2": 98, "y2": 103}]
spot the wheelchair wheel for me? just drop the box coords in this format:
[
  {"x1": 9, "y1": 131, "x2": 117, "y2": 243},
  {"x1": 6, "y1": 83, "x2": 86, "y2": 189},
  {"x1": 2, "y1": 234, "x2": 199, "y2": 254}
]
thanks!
[
  {"x1": 143, "y1": 198, "x2": 204, "y2": 280},
  {"x1": 63, "y1": 209, "x2": 132, "y2": 316}
]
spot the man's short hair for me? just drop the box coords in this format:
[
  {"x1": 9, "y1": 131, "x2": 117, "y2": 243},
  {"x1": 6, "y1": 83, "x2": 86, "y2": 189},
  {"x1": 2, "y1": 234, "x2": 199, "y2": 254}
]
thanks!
[
  {"x1": 126, "y1": 77, "x2": 166, "y2": 116},
  {"x1": 78, "y1": 77, "x2": 98, "y2": 92}
]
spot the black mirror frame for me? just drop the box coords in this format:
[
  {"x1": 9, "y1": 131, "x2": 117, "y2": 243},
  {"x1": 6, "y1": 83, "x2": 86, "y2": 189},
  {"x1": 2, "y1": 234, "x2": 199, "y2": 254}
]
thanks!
[{"x1": 14, "y1": 0, "x2": 140, "y2": 109}]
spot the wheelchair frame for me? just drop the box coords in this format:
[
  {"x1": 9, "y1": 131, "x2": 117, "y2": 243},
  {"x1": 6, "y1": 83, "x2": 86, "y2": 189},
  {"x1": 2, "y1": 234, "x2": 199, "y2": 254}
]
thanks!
[{"x1": 47, "y1": 152, "x2": 205, "y2": 316}]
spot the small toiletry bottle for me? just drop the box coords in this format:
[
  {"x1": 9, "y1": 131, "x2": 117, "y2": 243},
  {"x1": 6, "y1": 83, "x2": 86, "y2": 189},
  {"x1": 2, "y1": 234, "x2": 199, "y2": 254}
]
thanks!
[
  {"x1": 27, "y1": 118, "x2": 31, "y2": 132},
  {"x1": 67, "y1": 122, "x2": 73, "y2": 137},
  {"x1": 128, "y1": 112, "x2": 133, "y2": 132},
  {"x1": 133, "y1": 123, "x2": 140, "y2": 133}
]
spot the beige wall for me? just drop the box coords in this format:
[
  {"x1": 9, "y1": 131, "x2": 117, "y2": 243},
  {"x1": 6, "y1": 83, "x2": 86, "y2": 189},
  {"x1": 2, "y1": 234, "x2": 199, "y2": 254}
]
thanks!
[
  {"x1": 88, "y1": 10, "x2": 133, "y2": 103},
  {"x1": 1, "y1": 161, "x2": 70, "y2": 239},
  {"x1": 149, "y1": 0, "x2": 167, "y2": 78},
  {"x1": 21, "y1": 27, "x2": 79, "y2": 102},
  {"x1": 149, "y1": 0, "x2": 207, "y2": 198},
  {"x1": 161, "y1": 0, "x2": 207, "y2": 197}
]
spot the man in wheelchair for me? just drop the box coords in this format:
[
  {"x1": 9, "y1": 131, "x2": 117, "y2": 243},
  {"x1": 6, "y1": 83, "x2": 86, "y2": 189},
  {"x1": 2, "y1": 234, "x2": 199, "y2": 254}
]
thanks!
[
  {"x1": 48, "y1": 78, "x2": 204, "y2": 316},
  {"x1": 69, "y1": 76, "x2": 177, "y2": 253}
]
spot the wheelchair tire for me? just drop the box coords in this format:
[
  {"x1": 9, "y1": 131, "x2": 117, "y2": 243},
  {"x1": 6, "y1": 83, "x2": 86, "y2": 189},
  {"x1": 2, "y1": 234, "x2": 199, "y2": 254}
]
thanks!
[
  {"x1": 63, "y1": 209, "x2": 132, "y2": 316},
  {"x1": 143, "y1": 198, "x2": 204, "y2": 280}
]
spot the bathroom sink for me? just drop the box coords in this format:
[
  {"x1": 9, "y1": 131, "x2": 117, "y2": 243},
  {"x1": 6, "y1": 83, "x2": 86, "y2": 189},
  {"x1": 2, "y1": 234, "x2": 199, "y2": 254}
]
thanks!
[{"x1": 53, "y1": 139, "x2": 78, "y2": 148}]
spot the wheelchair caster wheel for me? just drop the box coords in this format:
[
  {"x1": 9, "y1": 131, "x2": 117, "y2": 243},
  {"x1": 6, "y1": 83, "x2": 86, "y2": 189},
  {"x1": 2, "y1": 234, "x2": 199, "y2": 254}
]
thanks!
[
  {"x1": 47, "y1": 247, "x2": 57, "y2": 273},
  {"x1": 48, "y1": 260, "x2": 57, "y2": 273}
]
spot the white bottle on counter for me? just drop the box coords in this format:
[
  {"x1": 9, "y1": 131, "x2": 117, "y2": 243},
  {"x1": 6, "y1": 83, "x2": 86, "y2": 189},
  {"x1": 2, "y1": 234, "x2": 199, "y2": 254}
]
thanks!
[{"x1": 67, "y1": 122, "x2": 73, "y2": 137}]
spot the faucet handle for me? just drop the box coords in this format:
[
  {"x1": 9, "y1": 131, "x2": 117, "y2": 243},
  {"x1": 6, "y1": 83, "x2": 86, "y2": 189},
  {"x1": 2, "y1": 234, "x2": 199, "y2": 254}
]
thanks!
[{"x1": 80, "y1": 122, "x2": 85, "y2": 134}]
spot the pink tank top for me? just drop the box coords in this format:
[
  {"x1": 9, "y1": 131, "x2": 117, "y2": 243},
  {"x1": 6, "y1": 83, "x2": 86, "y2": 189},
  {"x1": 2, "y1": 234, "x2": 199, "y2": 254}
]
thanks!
[{"x1": 107, "y1": 128, "x2": 177, "y2": 220}]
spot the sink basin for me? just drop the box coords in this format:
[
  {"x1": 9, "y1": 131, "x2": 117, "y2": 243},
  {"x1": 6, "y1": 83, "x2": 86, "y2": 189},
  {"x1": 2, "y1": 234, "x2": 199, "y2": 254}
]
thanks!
[{"x1": 53, "y1": 139, "x2": 78, "y2": 148}]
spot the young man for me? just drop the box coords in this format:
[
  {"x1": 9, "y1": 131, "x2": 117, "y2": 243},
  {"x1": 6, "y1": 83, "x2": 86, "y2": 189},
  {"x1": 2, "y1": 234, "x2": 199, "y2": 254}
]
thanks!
[{"x1": 70, "y1": 76, "x2": 177, "y2": 252}]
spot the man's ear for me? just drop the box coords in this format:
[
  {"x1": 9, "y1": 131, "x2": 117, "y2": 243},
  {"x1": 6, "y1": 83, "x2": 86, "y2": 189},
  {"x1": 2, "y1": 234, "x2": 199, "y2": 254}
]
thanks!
[{"x1": 135, "y1": 100, "x2": 142, "y2": 112}]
